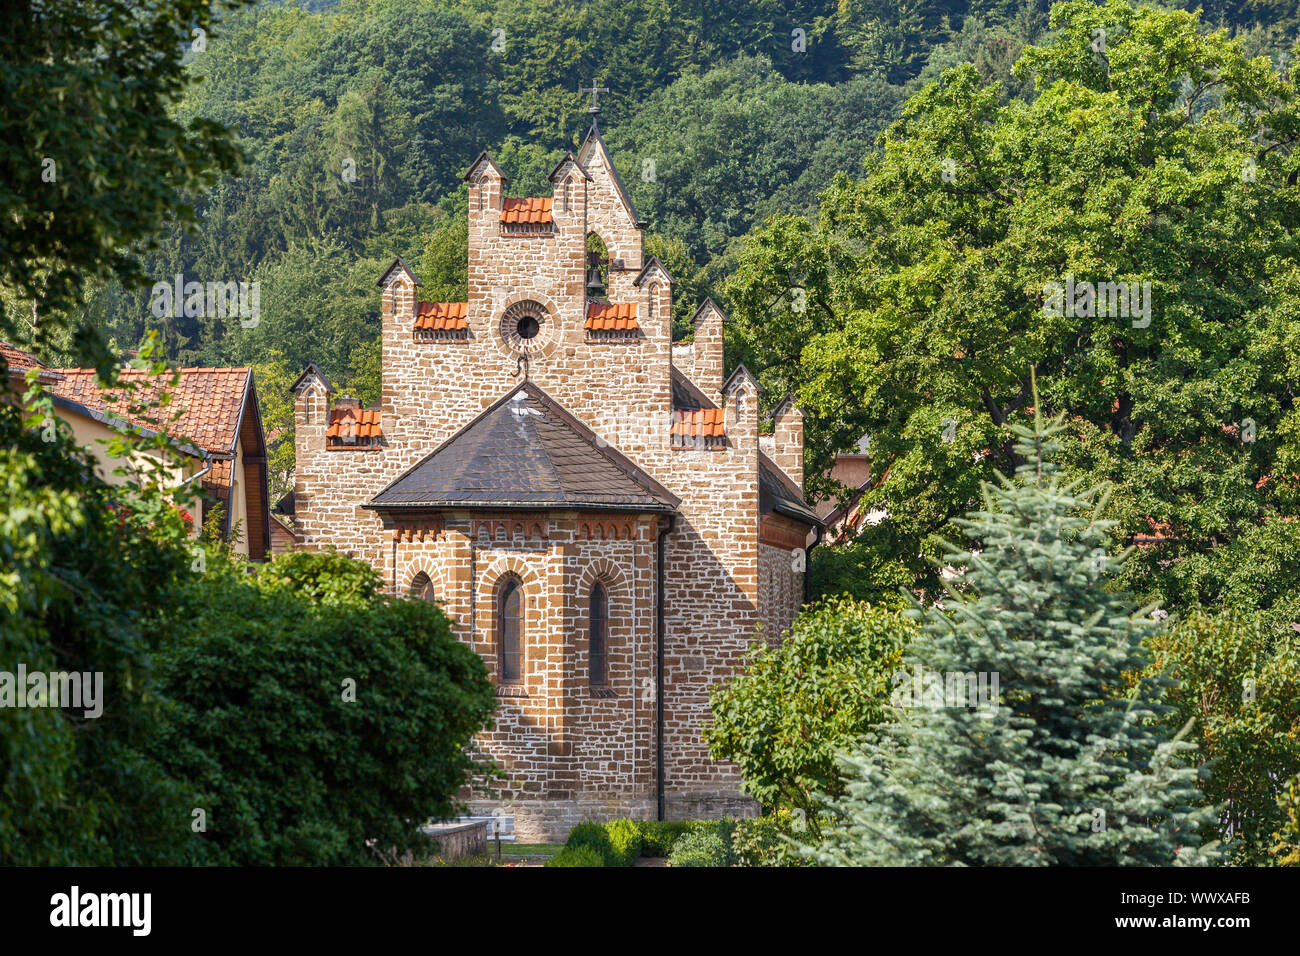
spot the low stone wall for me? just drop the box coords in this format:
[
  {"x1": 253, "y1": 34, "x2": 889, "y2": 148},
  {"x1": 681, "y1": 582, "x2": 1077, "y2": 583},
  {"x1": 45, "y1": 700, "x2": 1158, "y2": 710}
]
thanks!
[{"x1": 422, "y1": 819, "x2": 488, "y2": 861}]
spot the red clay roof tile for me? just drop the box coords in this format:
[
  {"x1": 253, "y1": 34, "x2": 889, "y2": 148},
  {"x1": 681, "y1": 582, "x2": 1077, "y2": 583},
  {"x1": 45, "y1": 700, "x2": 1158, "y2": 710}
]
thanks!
[
  {"x1": 327, "y1": 406, "x2": 382, "y2": 443},
  {"x1": 585, "y1": 302, "x2": 639, "y2": 331},
  {"x1": 500, "y1": 196, "x2": 553, "y2": 224},
  {"x1": 670, "y1": 407, "x2": 726, "y2": 438},
  {"x1": 415, "y1": 301, "x2": 469, "y2": 330},
  {"x1": 48, "y1": 367, "x2": 250, "y2": 455}
]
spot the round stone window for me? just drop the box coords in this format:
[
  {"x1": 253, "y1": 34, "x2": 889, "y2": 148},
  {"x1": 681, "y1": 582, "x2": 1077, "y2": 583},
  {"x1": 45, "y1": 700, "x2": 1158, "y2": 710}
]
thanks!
[{"x1": 499, "y1": 300, "x2": 551, "y2": 352}]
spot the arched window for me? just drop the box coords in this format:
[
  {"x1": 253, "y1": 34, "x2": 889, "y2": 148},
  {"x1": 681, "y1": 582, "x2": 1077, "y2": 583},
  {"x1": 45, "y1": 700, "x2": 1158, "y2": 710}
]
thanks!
[
  {"x1": 410, "y1": 572, "x2": 435, "y2": 604},
  {"x1": 498, "y1": 577, "x2": 523, "y2": 683},
  {"x1": 563, "y1": 177, "x2": 572, "y2": 212},
  {"x1": 589, "y1": 581, "x2": 608, "y2": 685},
  {"x1": 648, "y1": 282, "x2": 658, "y2": 320}
]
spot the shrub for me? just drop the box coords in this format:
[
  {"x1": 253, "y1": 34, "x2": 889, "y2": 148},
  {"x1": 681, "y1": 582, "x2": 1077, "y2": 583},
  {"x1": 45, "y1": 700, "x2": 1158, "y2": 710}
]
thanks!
[
  {"x1": 731, "y1": 811, "x2": 806, "y2": 867},
  {"x1": 1, "y1": 402, "x2": 197, "y2": 865},
  {"x1": 636, "y1": 820, "x2": 698, "y2": 857},
  {"x1": 545, "y1": 845, "x2": 605, "y2": 867},
  {"x1": 564, "y1": 821, "x2": 617, "y2": 866},
  {"x1": 605, "y1": 818, "x2": 643, "y2": 866},
  {"x1": 152, "y1": 550, "x2": 496, "y2": 865},
  {"x1": 669, "y1": 828, "x2": 731, "y2": 867},
  {"x1": 705, "y1": 597, "x2": 913, "y2": 833},
  {"x1": 1145, "y1": 609, "x2": 1300, "y2": 864}
]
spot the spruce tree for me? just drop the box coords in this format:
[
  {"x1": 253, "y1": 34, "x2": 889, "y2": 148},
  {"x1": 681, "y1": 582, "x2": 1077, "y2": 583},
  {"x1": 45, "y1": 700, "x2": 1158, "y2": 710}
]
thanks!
[{"x1": 810, "y1": 404, "x2": 1219, "y2": 865}]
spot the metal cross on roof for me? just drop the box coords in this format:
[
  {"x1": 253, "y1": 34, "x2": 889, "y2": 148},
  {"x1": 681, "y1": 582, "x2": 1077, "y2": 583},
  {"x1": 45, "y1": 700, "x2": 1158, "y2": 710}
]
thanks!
[{"x1": 580, "y1": 80, "x2": 610, "y2": 113}]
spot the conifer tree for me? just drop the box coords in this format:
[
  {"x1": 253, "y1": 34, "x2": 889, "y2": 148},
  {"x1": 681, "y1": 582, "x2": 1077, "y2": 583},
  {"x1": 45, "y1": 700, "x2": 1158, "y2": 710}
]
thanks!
[{"x1": 810, "y1": 401, "x2": 1220, "y2": 865}]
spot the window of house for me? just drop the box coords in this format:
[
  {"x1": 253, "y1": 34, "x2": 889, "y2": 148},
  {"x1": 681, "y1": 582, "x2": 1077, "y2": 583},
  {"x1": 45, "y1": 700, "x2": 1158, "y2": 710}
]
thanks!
[
  {"x1": 498, "y1": 577, "x2": 523, "y2": 683},
  {"x1": 589, "y1": 581, "x2": 608, "y2": 686},
  {"x1": 563, "y1": 177, "x2": 571, "y2": 212},
  {"x1": 410, "y1": 572, "x2": 435, "y2": 604}
]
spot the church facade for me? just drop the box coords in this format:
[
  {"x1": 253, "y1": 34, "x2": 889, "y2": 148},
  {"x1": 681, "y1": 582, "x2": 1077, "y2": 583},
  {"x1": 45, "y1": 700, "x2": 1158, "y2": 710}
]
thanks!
[{"x1": 290, "y1": 119, "x2": 818, "y2": 841}]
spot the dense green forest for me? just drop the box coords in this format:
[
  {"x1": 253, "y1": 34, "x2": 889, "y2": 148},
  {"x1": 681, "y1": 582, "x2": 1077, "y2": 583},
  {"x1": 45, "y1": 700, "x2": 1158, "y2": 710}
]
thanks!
[{"x1": 5, "y1": 0, "x2": 1300, "y2": 485}]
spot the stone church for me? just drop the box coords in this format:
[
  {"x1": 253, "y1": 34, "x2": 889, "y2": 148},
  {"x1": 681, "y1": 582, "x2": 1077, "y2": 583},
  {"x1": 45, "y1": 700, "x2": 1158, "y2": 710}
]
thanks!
[{"x1": 290, "y1": 113, "x2": 819, "y2": 841}]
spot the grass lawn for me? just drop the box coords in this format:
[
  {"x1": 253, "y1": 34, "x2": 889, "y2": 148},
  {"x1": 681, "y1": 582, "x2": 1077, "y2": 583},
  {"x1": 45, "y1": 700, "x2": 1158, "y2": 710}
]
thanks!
[{"x1": 502, "y1": 843, "x2": 562, "y2": 856}]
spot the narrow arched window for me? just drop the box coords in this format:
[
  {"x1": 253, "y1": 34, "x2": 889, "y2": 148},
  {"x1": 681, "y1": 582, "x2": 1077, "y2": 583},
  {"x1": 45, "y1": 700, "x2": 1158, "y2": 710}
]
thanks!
[
  {"x1": 564, "y1": 177, "x2": 572, "y2": 212},
  {"x1": 410, "y1": 572, "x2": 435, "y2": 604},
  {"x1": 498, "y1": 578, "x2": 523, "y2": 683},
  {"x1": 589, "y1": 581, "x2": 607, "y2": 685},
  {"x1": 648, "y1": 282, "x2": 658, "y2": 320}
]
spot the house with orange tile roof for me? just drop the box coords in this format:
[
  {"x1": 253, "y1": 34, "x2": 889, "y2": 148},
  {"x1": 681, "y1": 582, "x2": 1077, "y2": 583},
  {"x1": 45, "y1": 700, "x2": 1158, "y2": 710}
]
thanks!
[
  {"x1": 1, "y1": 344, "x2": 272, "y2": 559},
  {"x1": 289, "y1": 110, "x2": 819, "y2": 841}
]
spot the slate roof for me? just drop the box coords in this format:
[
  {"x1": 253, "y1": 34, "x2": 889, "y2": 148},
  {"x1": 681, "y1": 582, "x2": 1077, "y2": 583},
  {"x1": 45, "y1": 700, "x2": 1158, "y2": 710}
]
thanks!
[
  {"x1": 759, "y1": 452, "x2": 821, "y2": 527},
  {"x1": 367, "y1": 382, "x2": 679, "y2": 513}
]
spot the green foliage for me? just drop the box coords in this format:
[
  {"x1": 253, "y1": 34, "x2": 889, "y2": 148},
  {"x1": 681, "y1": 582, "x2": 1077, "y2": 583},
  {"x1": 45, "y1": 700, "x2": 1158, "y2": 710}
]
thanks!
[
  {"x1": 544, "y1": 845, "x2": 606, "y2": 867},
  {"x1": 706, "y1": 598, "x2": 914, "y2": 827},
  {"x1": 0, "y1": 0, "x2": 249, "y2": 367},
  {"x1": 1146, "y1": 610, "x2": 1300, "y2": 864},
  {"x1": 810, "y1": 407, "x2": 1220, "y2": 866},
  {"x1": 249, "y1": 350, "x2": 299, "y2": 505},
  {"x1": 0, "y1": 400, "x2": 197, "y2": 865},
  {"x1": 562, "y1": 819, "x2": 640, "y2": 866},
  {"x1": 605, "y1": 818, "x2": 644, "y2": 866},
  {"x1": 635, "y1": 819, "x2": 700, "y2": 857},
  {"x1": 668, "y1": 828, "x2": 732, "y2": 867},
  {"x1": 152, "y1": 548, "x2": 495, "y2": 865},
  {"x1": 1271, "y1": 774, "x2": 1300, "y2": 865},
  {"x1": 730, "y1": 0, "x2": 1300, "y2": 621},
  {"x1": 729, "y1": 810, "x2": 809, "y2": 867}
]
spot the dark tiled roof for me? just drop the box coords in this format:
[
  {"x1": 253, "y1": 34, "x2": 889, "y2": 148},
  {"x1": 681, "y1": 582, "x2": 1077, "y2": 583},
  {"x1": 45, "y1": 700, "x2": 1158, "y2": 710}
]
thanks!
[
  {"x1": 368, "y1": 382, "x2": 679, "y2": 513},
  {"x1": 759, "y1": 453, "x2": 821, "y2": 527}
]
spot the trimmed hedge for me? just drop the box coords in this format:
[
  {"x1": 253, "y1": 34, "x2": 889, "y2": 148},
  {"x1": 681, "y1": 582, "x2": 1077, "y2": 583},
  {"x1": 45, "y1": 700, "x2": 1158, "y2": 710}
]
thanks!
[
  {"x1": 545, "y1": 845, "x2": 604, "y2": 867},
  {"x1": 555, "y1": 815, "x2": 803, "y2": 866},
  {"x1": 669, "y1": 828, "x2": 731, "y2": 867}
]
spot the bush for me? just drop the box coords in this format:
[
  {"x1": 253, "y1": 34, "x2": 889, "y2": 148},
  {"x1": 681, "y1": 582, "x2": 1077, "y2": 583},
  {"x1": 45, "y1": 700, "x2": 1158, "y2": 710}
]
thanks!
[
  {"x1": 730, "y1": 811, "x2": 806, "y2": 867},
  {"x1": 705, "y1": 597, "x2": 913, "y2": 833},
  {"x1": 564, "y1": 821, "x2": 618, "y2": 866},
  {"x1": 1145, "y1": 609, "x2": 1300, "y2": 864},
  {"x1": 669, "y1": 828, "x2": 731, "y2": 867},
  {"x1": 545, "y1": 845, "x2": 604, "y2": 867},
  {"x1": 152, "y1": 550, "x2": 496, "y2": 865},
  {"x1": 637, "y1": 820, "x2": 698, "y2": 857},
  {"x1": 1, "y1": 402, "x2": 197, "y2": 865},
  {"x1": 605, "y1": 818, "x2": 643, "y2": 866}
]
